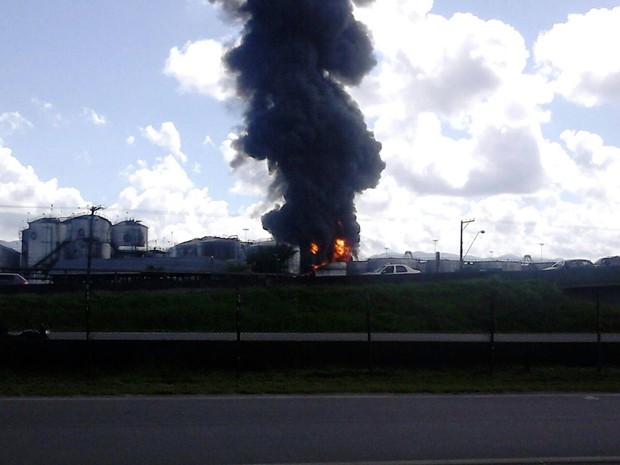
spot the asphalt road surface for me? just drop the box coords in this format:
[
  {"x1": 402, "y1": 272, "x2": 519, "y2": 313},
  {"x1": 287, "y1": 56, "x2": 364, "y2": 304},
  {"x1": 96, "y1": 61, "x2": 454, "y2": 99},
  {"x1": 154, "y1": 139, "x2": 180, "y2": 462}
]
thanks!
[{"x1": 2, "y1": 394, "x2": 620, "y2": 465}]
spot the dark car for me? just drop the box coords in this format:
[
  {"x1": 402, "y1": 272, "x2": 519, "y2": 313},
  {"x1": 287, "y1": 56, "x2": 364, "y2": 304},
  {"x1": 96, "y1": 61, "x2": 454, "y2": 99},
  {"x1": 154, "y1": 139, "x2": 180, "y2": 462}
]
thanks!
[
  {"x1": 0, "y1": 273, "x2": 29, "y2": 285},
  {"x1": 595, "y1": 256, "x2": 620, "y2": 267},
  {"x1": 543, "y1": 259, "x2": 594, "y2": 270}
]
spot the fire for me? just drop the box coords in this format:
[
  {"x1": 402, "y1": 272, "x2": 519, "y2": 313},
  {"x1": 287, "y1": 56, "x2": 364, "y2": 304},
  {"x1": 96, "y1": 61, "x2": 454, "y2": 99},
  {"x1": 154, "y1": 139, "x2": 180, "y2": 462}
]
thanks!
[
  {"x1": 332, "y1": 237, "x2": 351, "y2": 262},
  {"x1": 307, "y1": 237, "x2": 351, "y2": 273}
]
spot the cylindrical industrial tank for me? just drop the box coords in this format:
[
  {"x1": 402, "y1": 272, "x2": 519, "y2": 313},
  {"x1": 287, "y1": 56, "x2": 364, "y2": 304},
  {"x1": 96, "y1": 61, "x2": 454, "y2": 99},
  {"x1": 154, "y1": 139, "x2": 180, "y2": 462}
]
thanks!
[
  {"x1": 199, "y1": 237, "x2": 244, "y2": 260},
  {"x1": 111, "y1": 220, "x2": 148, "y2": 255},
  {"x1": 64, "y1": 214, "x2": 112, "y2": 260},
  {"x1": 172, "y1": 239, "x2": 200, "y2": 257},
  {"x1": 21, "y1": 217, "x2": 66, "y2": 268}
]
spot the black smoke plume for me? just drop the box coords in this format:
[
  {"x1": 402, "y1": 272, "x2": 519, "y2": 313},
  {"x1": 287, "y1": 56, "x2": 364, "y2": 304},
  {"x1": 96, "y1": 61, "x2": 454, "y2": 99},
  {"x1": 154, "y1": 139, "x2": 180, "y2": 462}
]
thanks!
[{"x1": 215, "y1": 0, "x2": 385, "y2": 270}]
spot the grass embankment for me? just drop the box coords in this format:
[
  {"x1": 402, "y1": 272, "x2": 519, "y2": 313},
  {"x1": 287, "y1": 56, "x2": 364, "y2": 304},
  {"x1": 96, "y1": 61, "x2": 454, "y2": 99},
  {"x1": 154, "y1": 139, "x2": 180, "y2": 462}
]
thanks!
[
  {"x1": 0, "y1": 277, "x2": 619, "y2": 333},
  {"x1": 2, "y1": 277, "x2": 620, "y2": 395},
  {"x1": 3, "y1": 367, "x2": 620, "y2": 396}
]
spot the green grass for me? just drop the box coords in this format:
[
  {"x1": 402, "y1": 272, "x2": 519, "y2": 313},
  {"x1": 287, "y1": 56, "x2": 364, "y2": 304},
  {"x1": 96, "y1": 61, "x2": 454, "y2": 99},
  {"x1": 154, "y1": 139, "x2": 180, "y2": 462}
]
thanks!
[
  {"x1": 2, "y1": 366, "x2": 619, "y2": 396},
  {"x1": 1, "y1": 277, "x2": 619, "y2": 333},
  {"x1": 2, "y1": 278, "x2": 620, "y2": 396}
]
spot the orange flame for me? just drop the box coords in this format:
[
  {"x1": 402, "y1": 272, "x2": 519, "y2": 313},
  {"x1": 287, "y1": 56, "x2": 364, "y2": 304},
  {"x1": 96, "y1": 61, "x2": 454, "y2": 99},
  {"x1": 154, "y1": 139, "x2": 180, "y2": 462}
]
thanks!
[
  {"x1": 332, "y1": 237, "x2": 351, "y2": 262},
  {"x1": 308, "y1": 237, "x2": 351, "y2": 273}
]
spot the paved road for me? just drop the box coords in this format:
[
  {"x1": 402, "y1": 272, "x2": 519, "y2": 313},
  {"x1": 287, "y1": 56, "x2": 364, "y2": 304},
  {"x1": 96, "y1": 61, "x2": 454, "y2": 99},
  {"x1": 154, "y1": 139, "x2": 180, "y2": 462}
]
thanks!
[{"x1": 2, "y1": 394, "x2": 620, "y2": 465}]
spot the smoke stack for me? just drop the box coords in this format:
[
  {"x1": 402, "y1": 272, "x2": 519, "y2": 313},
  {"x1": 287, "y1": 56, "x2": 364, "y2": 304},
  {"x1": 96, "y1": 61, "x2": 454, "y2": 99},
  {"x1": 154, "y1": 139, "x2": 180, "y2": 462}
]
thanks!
[{"x1": 217, "y1": 0, "x2": 385, "y2": 271}]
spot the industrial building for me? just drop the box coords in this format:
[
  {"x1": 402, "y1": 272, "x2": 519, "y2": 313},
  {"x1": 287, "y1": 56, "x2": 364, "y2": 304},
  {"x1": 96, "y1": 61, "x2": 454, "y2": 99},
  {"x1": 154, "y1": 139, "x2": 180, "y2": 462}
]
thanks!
[
  {"x1": 21, "y1": 216, "x2": 148, "y2": 269},
  {"x1": 1, "y1": 214, "x2": 548, "y2": 279},
  {"x1": 16, "y1": 215, "x2": 246, "y2": 274}
]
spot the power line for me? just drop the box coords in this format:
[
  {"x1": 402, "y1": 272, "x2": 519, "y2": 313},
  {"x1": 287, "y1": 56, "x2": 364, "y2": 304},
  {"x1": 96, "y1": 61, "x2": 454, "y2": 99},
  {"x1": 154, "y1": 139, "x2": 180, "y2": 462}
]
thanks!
[{"x1": 0, "y1": 203, "x2": 247, "y2": 218}]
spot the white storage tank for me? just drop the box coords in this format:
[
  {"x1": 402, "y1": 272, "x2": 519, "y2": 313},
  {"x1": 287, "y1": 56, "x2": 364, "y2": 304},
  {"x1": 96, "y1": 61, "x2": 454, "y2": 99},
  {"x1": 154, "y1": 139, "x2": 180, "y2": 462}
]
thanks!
[
  {"x1": 64, "y1": 214, "x2": 112, "y2": 260},
  {"x1": 172, "y1": 239, "x2": 200, "y2": 257},
  {"x1": 21, "y1": 217, "x2": 67, "y2": 268},
  {"x1": 111, "y1": 220, "x2": 148, "y2": 255},
  {"x1": 199, "y1": 237, "x2": 245, "y2": 260}
]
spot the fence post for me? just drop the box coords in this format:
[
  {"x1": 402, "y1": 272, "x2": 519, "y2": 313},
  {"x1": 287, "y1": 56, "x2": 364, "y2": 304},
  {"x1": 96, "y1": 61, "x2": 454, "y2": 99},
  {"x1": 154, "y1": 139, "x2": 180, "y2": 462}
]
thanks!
[
  {"x1": 366, "y1": 292, "x2": 372, "y2": 373},
  {"x1": 236, "y1": 288, "x2": 241, "y2": 372},
  {"x1": 489, "y1": 289, "x2": 496, "y2": 373},
  {"x1": 596, "y1": 289, "x2": 602, "y2": 374}
]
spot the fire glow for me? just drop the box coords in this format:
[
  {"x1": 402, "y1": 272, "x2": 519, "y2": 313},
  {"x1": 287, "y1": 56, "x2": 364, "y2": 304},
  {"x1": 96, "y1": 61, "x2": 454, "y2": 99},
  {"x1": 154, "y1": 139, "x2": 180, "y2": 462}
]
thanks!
[
  {"x1": 332, "y1": 238, "x2": 351, "y2": 262},
  {"x1": 309, "y1": 237, "x2": 352, "y2": 270}
]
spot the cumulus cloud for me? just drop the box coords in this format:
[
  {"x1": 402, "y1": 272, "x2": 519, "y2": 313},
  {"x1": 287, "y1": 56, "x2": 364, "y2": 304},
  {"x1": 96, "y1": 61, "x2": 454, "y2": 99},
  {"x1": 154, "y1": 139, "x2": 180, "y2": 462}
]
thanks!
[
  {"x1": 0, "y1": 143, "x2": 86, "y2": 239},
  {"x1": 142, "y1": 122, "x2": 186, "y2": 163},
  {"x1": 164, "y1": 39, "x2": 234, "y2": 101},
  {"x1": 354, "y1": 3, "x2": 528, "y2": 119},
  {"x1": 346, "y1": 1, "x2": 620, "y2": 260},
  {"x1": 534, "y1": 6, "x2": 620, "y2": 106},
  {"x1": 115, "y1": 152, "x2": 260, "y2": 244},
  {"x1": 114, "y1": 123, "x2": 265, "y2": 244},
  {"x1": 351, "y1": 0, "x2": 547, "y2": 202}
]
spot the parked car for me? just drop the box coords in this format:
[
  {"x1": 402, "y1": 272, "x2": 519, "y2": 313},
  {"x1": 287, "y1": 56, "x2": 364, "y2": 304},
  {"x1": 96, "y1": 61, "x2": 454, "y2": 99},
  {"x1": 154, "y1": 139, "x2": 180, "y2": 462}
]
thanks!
[
  {"x1": 0, "y1": 273, "x2": 29, "y2": 285},
  {"x1": 364, "y1": 264, "x2": 421, "y2": 275},
  {"x1": 595, "y1": 256, "x2": 620, "y2": 267},
  {"x1": 542, "y1": 259, "x2": 594, "y2": 271}
]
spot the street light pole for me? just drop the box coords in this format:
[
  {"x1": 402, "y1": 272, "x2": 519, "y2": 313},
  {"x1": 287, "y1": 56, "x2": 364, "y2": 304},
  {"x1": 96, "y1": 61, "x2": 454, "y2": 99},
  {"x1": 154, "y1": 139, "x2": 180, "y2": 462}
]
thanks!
[
  {"x1": 464, "y1": 230, "x2": 485, "y2": 259},
  {"x1": 460, "y1": 219, "x2": 474, "y2": 271}
]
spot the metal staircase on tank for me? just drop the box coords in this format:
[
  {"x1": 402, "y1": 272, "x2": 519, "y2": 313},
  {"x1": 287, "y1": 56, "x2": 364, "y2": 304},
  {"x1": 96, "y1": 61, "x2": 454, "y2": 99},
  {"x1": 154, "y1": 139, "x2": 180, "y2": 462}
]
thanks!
[{"x1": 31, "y1": 240, "x2": 73, "y2": 270}]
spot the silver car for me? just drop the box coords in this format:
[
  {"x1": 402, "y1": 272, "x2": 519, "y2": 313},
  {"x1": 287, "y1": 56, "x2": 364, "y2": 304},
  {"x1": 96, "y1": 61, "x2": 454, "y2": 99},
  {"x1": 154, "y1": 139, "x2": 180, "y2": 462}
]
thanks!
[{"x1": 365, "y1": 264, "x2": 421, "y2": 275}]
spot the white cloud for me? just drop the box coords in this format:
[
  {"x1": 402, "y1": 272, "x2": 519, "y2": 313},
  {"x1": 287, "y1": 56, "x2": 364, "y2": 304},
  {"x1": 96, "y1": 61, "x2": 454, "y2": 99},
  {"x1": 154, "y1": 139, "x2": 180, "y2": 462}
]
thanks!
[
  {"x1": 126, "y1": 155, "x2": 193, "y2": 192},
  {"x1": 560, "y1": 129, "x2": 619, "y2": 169},
  {"x1": 347, "y1": 1, "x2": 620, "y2": 260},
  {"x1": 111, "y1": 123, "x2": 267, "y2": 244},
  {"x1": 351, "y1": 0, "x2": 547, "y2": 201},
  {"x1": 30, "y1": 98, "x2": 64, "y2": 126},
  {"x1": 142, "y1": 121, "x2": 187, "y2": 163},
  {"x1": 164, "y1": 39, "x2": 234, "y2": 101},
  {"x1": 83, "y1": 107, "x2": 107, "y2": 125},
  {"x1": 0, "y1": 112, "x2": 33, "y2": 140},
  {"x1": 0, "y1": 143, "x2": 87, "y2": 240},
  {"x1": 115, "y1": 150, "x2": 262, "y2": 245},
  {"x1": 534, "y1": 6, "x2": 620, "y2": 106},
  {"x1": 126, "y1": 135, "x2": 136, "y2": 145}
]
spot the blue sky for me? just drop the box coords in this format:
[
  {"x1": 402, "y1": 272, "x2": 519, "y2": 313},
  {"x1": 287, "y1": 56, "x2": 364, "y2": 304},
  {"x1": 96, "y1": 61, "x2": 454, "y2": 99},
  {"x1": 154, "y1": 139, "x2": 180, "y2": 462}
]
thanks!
[{"x1": 2, "y1": 0, "x2": 620, "y2": 261}]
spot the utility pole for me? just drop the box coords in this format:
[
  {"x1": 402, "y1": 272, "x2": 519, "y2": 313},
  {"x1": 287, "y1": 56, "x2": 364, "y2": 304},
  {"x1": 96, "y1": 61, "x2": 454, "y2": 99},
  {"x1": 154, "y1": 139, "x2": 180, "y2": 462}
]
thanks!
[{"x1": 85, "y1": 205, "x2": 103, "y2": 341}]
